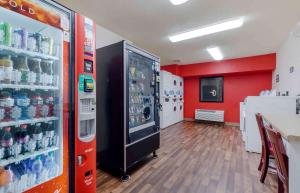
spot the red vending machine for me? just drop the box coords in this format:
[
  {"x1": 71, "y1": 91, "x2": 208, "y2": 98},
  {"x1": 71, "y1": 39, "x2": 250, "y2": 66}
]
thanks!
[
  {"x1": 71, "y1": 14, "x2": 97, "y2": 193},
  {"x1": 0, "y1": 0, "x2": 97, "y2": 193}
]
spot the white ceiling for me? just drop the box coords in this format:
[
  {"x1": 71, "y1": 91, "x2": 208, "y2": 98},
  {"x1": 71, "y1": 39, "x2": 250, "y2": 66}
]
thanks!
[{"x1": 57, "y1": 0, "x2": 300, "y2": 65}]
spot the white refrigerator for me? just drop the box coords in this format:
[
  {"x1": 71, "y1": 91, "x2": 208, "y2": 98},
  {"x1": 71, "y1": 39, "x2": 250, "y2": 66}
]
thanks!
[
  {"x1": 241, "y1": 96, "x2": 297, "y2": 153},
  {"x1": 160, "y1": 71, "x2": 184, "y2": 129}
]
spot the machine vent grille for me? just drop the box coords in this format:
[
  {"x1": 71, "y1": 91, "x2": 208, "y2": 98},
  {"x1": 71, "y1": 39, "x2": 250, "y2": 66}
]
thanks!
[{"x1": 195, "y1": 109, "x2": 224, "y2": 122}]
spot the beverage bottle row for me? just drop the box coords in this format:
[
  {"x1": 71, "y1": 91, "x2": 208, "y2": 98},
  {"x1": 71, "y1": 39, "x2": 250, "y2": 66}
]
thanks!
[
  {"x1": 129, "y1": 105, "x2": 143, "y2": 115},
  {"x1": 0, "y1": 121, "x2": 58, "y2": 160},
  {"x1": 0, "y1": 22, "x2": 58, "y2": 56},
  {"x1": 129, "y1": 114, "x2": 146, "y2": 128},
  {"x1": 0, "y1": 153, "x2": 59, "y2": 192},
  {"x1": 0, "y1": 90, "x2": 57, "y2": 122},
  {"x1": 0, "y1": 55, "x2": 57, "y2": 86},
  {"x1": 130, "y1": 95, "x2": 143, "y2": 104},
  {"x1": 129, "y1": 82, "x2": 146, "y2": 94}
]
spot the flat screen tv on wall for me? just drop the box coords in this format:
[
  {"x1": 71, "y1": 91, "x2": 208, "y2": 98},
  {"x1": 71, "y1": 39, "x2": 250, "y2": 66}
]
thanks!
[{"x1": 200, "y1": 77, "x2": 224, "y2": 102}]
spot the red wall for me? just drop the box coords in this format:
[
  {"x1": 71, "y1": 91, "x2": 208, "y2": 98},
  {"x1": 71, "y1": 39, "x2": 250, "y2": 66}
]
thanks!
[
  {"x1": 184, "y1": 72, "x2": 272, "y2": 123},
  {"x1": 161, "y1": 64, "x2": 180, "y2": 76},
  {"x1": 162, "y1": 54, "x2": 276, "y2": 123}
]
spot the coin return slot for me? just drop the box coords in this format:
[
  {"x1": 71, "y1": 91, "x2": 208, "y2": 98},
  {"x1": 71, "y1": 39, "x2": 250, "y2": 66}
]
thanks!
[{"x1": 85, "y1": 170, "x2": 92, "y2": 177}]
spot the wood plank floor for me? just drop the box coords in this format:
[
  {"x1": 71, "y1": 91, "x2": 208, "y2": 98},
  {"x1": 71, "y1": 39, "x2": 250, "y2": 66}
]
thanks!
[{"x1": 96, "y1": 121, "x2": 277, "y2": 193}]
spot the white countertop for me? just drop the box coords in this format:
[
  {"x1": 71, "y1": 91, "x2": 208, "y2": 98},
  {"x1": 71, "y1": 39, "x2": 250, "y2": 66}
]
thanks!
[{"x1": 263, "y1": 113, "x2": 300, "y2": 142}]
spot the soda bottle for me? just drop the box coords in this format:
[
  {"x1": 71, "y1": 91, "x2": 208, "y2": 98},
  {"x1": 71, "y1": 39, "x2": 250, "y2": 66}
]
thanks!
[
  {"x1": 0, "y1": 165, "x2": 14, "y2": 192},
  {"x1": 41, "y1": 60, "x2": 54, "y2": 86},
  {"x1": 15, "y1": 124, "x2": 30, "y2": 154},
  {"x1": 0, "y1": 90, "x2": 14, "y2": 121},
  {"x1": 14, "y1": 91, "x2": 32, "y2": 120},
  {"x1": 11, "y1": 60, "x2": 21, "y2": 85},
  {"x1": 11, "y1": 126, "x2": 21, "y2": 156},
  {"x1": 27, "y1": 33, "x2": 38, "y2": 52},
  {"x1": 0, "y1": 55, "x2": 13, "y2": 84},
  {"x1": 9, "y1": 163, "x2": 20, "y2": 192},
  {"x1": 41, "y1": 36, "x2": 52, "y2": 55},
  {"x1": 0, "y1": 22, "x2": 12, "y2": 47},
  {"x1": 12, "y1": 28, "x2": 28, "y2": 49},
  {"x1": 40, "y1": 103, "x2": 49, "y2": 118},
  {"x1": 43, "y1": 152, "x2": 58, "y2": 178},
  {"x1": 40, "y1": 60, "x2": 48, "y2": 86},
  {"x1": 0, "y1": 91, "x2": 20, "y2": 121},
  {"x1": 42, "y1": 121, "x2": 55, "y2": 147},
  {"x1": 27, "y1": 137, "x2": 36, "y2": 153},
  {"x1": 31, "y1": 123, "x2": 43, "y2": 150},
  {"x1": 0, "y1": 127, "x2": 14, "y2": 159},
  {"x1": 25, "y1": 158, "x2": 36, "y2": 187},
  {"x1": 0, "y1": 106, "x2": 4, "y2": 122},
  {"x1": 28, "y1": 58, "x2": 42, "y2": 85},
  {"x1": 31, "y1": 92, "x2": 45, "y2": 118},
  {"x1": 0, "y1": 166, "x2": 13, "y2": 187},
  {"x1": 15, "y1": 160, "x2": 27, "y2": 191},
  {"x1": 27, "y1": 33, "x2": 42, "y2": 53},
  {"x1": 44, "y1": 92, "x2": 55, "y2": 117},
  {"x1": 26, "y1": 59, "x2": 36, "y2": 85},
  {"x1": 10, "y1": 105, "x2": 22, "y2": 121},
  {"x1": 0, "y1": 56, "x2": 3, "y2": 83},
  {"x1": 12, "y1": 56, "x2": 30, "y2": 85},
  {"x1": 34, "y1": 33, "x2": 42, "y2": 53},
  {"x1": 31, "y1": 156, "x2": 43, "y2": 184}
]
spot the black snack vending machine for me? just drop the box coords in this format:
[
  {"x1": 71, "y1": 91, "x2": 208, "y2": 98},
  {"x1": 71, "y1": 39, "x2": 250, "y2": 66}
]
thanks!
[{"x1": 96, "y1": 41, "x2": 160, "y2": 181}]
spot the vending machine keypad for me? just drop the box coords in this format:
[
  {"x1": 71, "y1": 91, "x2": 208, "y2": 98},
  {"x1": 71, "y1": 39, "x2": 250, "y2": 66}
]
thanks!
[{"x1": 78, "y1": 74, "x2": 96, "y2": 142}]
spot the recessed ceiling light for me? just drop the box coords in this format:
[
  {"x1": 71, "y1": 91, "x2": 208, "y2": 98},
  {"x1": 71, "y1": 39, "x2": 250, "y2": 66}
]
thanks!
[
  {"x1": 169, "y1": 0, "x2": 190, "y2": 5},
  {"x1": 169, "y1": 18, "x2": 244, "y2": 42},
  {"x1": 207, "y1": 47, "x2": 224, "y2": 61}
]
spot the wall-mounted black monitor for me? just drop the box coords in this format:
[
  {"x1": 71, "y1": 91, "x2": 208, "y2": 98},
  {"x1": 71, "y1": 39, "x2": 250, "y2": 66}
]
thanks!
[{"x1": 200, "y1": 77, "x2": 224, "y2": 102}]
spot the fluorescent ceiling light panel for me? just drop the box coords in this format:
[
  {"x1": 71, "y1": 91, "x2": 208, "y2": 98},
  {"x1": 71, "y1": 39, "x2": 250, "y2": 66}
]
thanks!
[
  {"x1": 207, "y1": 47, "x2": 224, "y2": 61},
  {"x1": 169, "y1": 0, "x2": 190, "y2": 5},
  {"x1": 169, "y1": 18, "x2": 244, "y2": 42}
]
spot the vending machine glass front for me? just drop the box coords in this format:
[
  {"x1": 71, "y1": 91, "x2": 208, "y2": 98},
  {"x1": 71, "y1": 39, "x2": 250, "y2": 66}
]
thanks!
[
  {"x1": 0, "y1": 1, "x2": 67, "y2": 192},
  {"x1": 127, "y1": 49, "x2": 157, "y2": 143}
]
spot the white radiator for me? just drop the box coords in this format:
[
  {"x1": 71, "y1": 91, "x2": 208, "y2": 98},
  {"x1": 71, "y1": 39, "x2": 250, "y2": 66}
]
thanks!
[{"x1": 195, "y1": 109, "x2": 224, "y2": 122}]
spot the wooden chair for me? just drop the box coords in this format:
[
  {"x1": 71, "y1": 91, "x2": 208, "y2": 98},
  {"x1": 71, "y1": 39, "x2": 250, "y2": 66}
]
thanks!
[
  {"x1": 265, "y1": 125, "x2": 289, "y2": 193},
  {"x1": 255, "y1": 113, "x2": 275, "y2": 183}
]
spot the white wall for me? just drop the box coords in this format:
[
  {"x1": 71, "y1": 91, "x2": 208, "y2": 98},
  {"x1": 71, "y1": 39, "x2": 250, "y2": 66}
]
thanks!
[
  {"x1": 273, "y1": 31, "x2": 300, "y2": 96},
  {"x1": 96, "y1": 24, "x2": 124, "y2": 49}
]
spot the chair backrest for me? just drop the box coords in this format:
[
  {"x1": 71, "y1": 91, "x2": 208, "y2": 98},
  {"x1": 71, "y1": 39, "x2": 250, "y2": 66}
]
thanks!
[
  {"x1": 265, "y1": 125, "x2": 288, "y2": 182},
  {"x1": 255, "y1": 113, "x2": 269, "y2": 151}
]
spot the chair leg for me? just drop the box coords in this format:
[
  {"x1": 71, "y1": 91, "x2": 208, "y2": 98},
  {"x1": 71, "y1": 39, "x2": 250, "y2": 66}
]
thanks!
[
  {"x1": 258, "y1": 146, "x2": 265, "y2": 171},
  {"x1": 258, "y1": 157, "x2": 263, "y2": 171},
  {"x1": 260, "y1": 152, "x2": 269, "y2": 183},
  {"x1": 278, "y1": 176, "x2": 284, "y2": 193}
]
